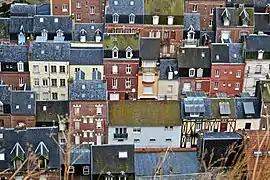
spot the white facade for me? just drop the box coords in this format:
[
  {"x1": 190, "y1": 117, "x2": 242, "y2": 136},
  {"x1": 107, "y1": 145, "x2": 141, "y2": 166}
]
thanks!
[
  {"x1": 243, "y1": 60, "x2": 270, "y2": 96},
  {"x1": 108, "y1": 126, "x2": 181, "y2": 148},
  {"x1": 235, "y1": 118, "x2": 261, "y2": 131},
  {"x1": 158, "y1": 80, "x2": 179, "y2": 100},
  {"x1": 29, "y1": 61, "x2": 69, "y2": 101}
]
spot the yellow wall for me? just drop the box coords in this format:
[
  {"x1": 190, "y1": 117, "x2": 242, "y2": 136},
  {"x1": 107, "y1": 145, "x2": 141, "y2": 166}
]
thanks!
[
  {"x1": 138, "y1": 72, "x2": 159, "y2": 99},
  {"x1": 69, "y1": 65, "x2": 104, "y2": 80}
]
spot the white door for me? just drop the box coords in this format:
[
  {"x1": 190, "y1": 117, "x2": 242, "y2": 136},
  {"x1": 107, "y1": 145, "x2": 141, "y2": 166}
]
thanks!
[
  {"x1": 110, "y1": 93, "x2": 119, "y2": 100},
  {"x1": 96, "y1": 135, "x2": 102, "y2": 145}
]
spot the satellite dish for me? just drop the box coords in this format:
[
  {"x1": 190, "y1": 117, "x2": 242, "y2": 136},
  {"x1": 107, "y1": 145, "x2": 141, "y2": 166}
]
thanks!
[
  {"x1": 132, "y1": 88, "x2": 136, "y2": 92},
  {"x1": 174, "y1": 71, "x2": 178, "y2": 75}
]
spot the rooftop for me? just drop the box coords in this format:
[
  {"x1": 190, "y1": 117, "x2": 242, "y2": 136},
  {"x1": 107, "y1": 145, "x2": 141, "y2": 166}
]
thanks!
[
  {"x1": 203, "y1": 132, "x2": 242, "y2": 140},
  {"x1": 211, "y1": 98, "x2": 237, "y2": 119},
  {"x1": 246, "y1": 34, "x2": 270, "y2": 52},
  {"x1": 70, "y1": 48, "x2": 103, "y2": 65},
  {"x1": 144, "y1": 0, "x2": 184, "y2": 16},
  {"x1": 106, "y1": 0, "x2": 144, "y2": 15},
  {"x1": 140, "y1": 38, "x2": 160, "y2": 60},
  {"x1": 0, "y1": 44, "x2": 28, "y2": 62},
  {"x1": 103, "y1": 33, "x2": 140, "y2": 50},
  {"x1": 159, "y1": 59, "x2": 178, "y2": 80}
]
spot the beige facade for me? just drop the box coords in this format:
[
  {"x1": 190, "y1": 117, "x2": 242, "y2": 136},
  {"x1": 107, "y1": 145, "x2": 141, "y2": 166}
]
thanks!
[
  {"x1": 69, "y1": 65, "x2": 104, "y2": 80},
  {"x1": 158, "y1": 80, "x2": 179, "y2": 100},
  {"x1": 235, "y1": 119, "x2": 261, "y2": 131},
  {"x1": 29, "y1": 61, "x2": 70, "y2": 101}
]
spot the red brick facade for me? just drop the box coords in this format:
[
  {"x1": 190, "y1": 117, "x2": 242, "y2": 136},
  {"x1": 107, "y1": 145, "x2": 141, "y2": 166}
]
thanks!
[
  {"x1": 179, "y1": 77, "x2": 210, "y2": 95},
  {"x1": 69, "y1": 101, "x2": 107, "y2": 145},
  {"x1": 0, "y1": 72, "x2": 30, "y2": 89},
  {"x1": 0, "y1": 115, "x2": 36, "y2": 128},
  {"x1": 104, "y1": 60, "x2": 139, "y2": 100},
  {"x1": 51, "y1": 0, "x2": 71, "y2": 16},
  {"x1": 216, "y1": 27, "x2": 254, "y2": 42},
  {"x1": 210, "y1": 64, "x2": 245, "y2": 96}
]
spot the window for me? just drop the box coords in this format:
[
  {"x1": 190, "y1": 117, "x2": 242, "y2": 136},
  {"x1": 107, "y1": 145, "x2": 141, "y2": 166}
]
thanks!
[
  {"x1": 224, "y1": 17, "x2": 230, "y2": 26},
  {"x1": 255, "y1": 65, "x2": 262, "y2": 74},
  {"x1": 51, "y1": 79, "x2": 57, "y2": 87},
  {"x1": 210, "y1": 8, "x2": 214, "y2": 15},
  {"x1": 190, "y1": 112, "x2": 200, "y2": 117},
  {"x1": 196, "y1": 82, "x2": 202, "y2": 90},
  {"x1": 126, "y1": 47, "x2": 133, "y2": 58},
  {"x1": 125, "y1": 78, "x2": 131, "y2": 88},
  {"x1": 114, "y1": 0, "x2": 118, "y2": 5},
  {"x1": 215, "y1": 69, "x2": 220, "y2": 77},
  {"x1": 75, "y1": 68, "x2": 80, "y2": 72},
  {"x1": 166, "y1": 138, "x2": 172, "y2": 142},
  {"x1": 60, "y1": 79, "x2": 66, "y2": 87},
  {"x1": 42, "y1": 79, "x2": 48, "y2": 86},
  {"x1": 192, "y1": 4, "x2": 198, "y2": 12},
  {"x1": 130, "y1": 0, "x2": 134, "y2": 5},
  {"x1": 76, "y1": 1, "x2": 81, "y2": 8},
  {"x1": 236, "y1": 70, "x2": 241, "y2": 78},
  {"x1": 96, "y1": 105, "x2": 102, "y2": 115},
  {"x1": 0, "y1": 134, "x2": 3, "y2": 139},
  {"x1": 171, "y1": 31, "x2": 176, "y2": 39},
  {"x1": 112, "y1": 47, "x2": 118, "y2": 58},
  {"x1": 34, "y1": 78, "x2": 39, "y2": 86},
  {"x1": 197, "y1": 68, "x2": 203, "y2": 77},
  {"x1": 96, "y1": 121, "x2": 102, "y2": 129},
  {"x1": 42, "y1": 92, "x2": 49, "y2": 100},
  {"x1": 149, "y1": 138, "x2": 156, "y2": 142},
  {"x1": 156, "y1": 31, "x2": 161, "y2": 38},
  {"x1": 83, "y1": 166, "x2": 90, "y2": 175},
  {"x1": 75, "y1": 121, "x2": 80, "y2": 129},
  {"x1": 17, "y1": 62, "x2": 24, "y2": 72},
  {"x1": 129, "y1": 14, "x2": 135, "y2": 24},
  {"x1": 189, "y1": 68, "x2": 195, "y2": 77},
  {"x1": 134, "y1": 139, "x2": 140, "y2": 143},
  {"x1": 149, "y1": 31, "x2": 155, "y2": 37},
  {"x1": 167, "y1": 85, "x2": 173, "y2": 93},
  {"x1": 112, "y1": 13, "x2": 119, "y2": 23},
  {"x1": 16, "y1": 105, "x2": 19, "y2": 109},
  {"x1": 235, "y1": 82, "x2": 240, "y2": 90},
  {"x1": 169, "y1": 45, "x2": 175, "y2": 53},
  {"x1": 76, "y1": 14, "x2": 81, "y2": 21},
  {"x1": 19, "y1": 77, "x2": 24, "y2": 85},
  {"x1": 90, "y1": 20, "x2": 95, "y2": 23},
  {"x1": 143, "y1": 86, "x2": 153, "y2": 94},
  {"x1": 112, "y1": 78, "x2": 117, "y2": 89},
  {"x1": 44, "y1": 65, "x2": 48, "y2": 72},
  {"x1": 51, "y1": 66, "x2": 56, "y2": 73},
  {"x1": 0, "y1": 153, "x2": 4, "y2": 160},
  {"x1": 258, "y1": 50, "x2": 264, "y2": 59},
  {"x1": 126, "y1": 64, "x2": 132, "y2": 74},
  {"x1": 209, "y1": 20, "x2": 213, "y2": 27},
  {"x1": 143, "y1": 75, "x2": 154, "y2": 82},
  {"x1": 27, "y1": 104, "x2": 31, "y2": 109},
  {"x1": 245, "y1": 122, "x2": 251, "y2": 130},
  {"x1": 253, "y1": 150, "x2": 262, "y2": 157},
  {"x1": 216, "y1": 55, "x2": 220, "y2": 60},
  {"x1": 112, "y1": 64, "x2": 118, "y2": 74},
  {"x1": 118, "y1": 152, "x2": 128, "y2": 158},
  {"x1": 133, "y1": 128, "x2": 141, "y2": 134},
  {"x1": 60, "y1": 66, "x2": 65, "y2": 73},
  {"x1": 163, "y1": 31, "x2": 169, "y2": 39},
  {"x1": 214, "y1": 82, "x2": 219, "y2": 90},
  {"x1": 75, "y1": 135, "x2": 80, "y2": 145},
  {"x1": 33, "y1": 65, "x2": 39, "y2": 73},
  {"x1": 90, "y1": 6, "x2": 95, "y2": 14},
  {"x1": 40, "y1": 18, "x2": 44, "y2": 22},
  {"x1": 62, "y1": 4, "x2": 68, "y2": 12},
  {"x1": 52, "y1": 92, "x2": 58, "y2": 100},
  {"x1": 54, "y1": 18, "x2": 58, "y2": 23}
]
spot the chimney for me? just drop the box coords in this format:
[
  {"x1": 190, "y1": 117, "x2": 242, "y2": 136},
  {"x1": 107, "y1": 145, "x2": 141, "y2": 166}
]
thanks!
[
  {"x1": 168, "y1": 16, "x2": 174, "y2": 25},
  {"x1": 152, "y1": 16, "x2": 159, "y2": 25}
]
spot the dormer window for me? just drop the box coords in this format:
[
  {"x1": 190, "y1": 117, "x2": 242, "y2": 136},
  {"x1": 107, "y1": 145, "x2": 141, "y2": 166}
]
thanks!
[
  {"x1": 56, "y1": 29, "x2": 64, "y2": 37},
  {"x1": 258, "y1": 50, "x2": 264, "y2": 60},
  {"x1": 35, "y1": 142, "x2": 49, "y2": 168},
  {"x1": 10, "y1": 143, "x2": 25, "y2": 169},
  {"x1": 95, "y1": 29, "x2": 102, "y2": 42},
  {"x1": 189, "y1": 68, "x2": 195, "y2": 77},
  {"x1": 221, "y1": 8, "x2": 231, "y2": 26},
  {"x1": 0, "y1": 101, "x2": 3, "y2": 114},
  {"x1": 168, "y1": 16, "x2": 174, "y2": 25},
  {"x1": 129, "y1": 13, "x2": 135, "y2": 24},
  {"x1": 126, "y1": 46, "x2": 133, "y2": 58},
  {"x1": 114, "y1": 0, "x2": 118, "y2": 5},
  {"x1": 239, "y1": 8, "x2": 250, "y2": 26},
  {"x1": 168, "y1": 66, "x2": 174, "y2": 80},
  {"x1": 41, "y1": 29, "x2": 48, "y2": 39},
  {"x1": 197, "y1": 68, "x2": 203, "y2": 77},
  {"x1": 17, "y1": 61, "x2": 24, "y2": 72},
  {"x1": 80, "y1": 29, "x2": 87, "y2": 42},
  {"x1": 152, "y1": 16, "x2": 159, "y2": 25},
  {"x1": 224, "y1": 17, "x2": 230, "y2": 26},
  {"x1": 113, "y1": 13, "x2": 119, "y2": 23},
  {"x1": 112, "y1": 46, "x2": 119, "y2": 58}
]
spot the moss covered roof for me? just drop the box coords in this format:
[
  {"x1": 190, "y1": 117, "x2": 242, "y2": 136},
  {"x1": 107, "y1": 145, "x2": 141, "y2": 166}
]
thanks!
[
  {"x1": 109, "y1": 100, "x2": 181, "y2": 126},
  {"x1": 103, "y1": 33, "x2": 140, "y2": 50},
  {"x1": 144, "y1": 0, "x2": 184, "y2": 16},
  {"x1": 211, "y1": 98, "x2": 236, "y2": 119},
  {"x1": 261, "y1": 82, "x2": 270, "y2": 102},
  {"x1": 234, "y1": 7, "x2": 254, "y2": 26}
]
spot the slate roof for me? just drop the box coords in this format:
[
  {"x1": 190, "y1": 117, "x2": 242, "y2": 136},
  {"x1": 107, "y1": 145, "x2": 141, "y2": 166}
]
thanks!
[
  {"x1": 254, "y1": 13, "x2": 270, "y2": 33},
  {"x1": 10, "y1": 3, "x2": 36, "y2": 17},
  {"x1": 70, "y1": 80, "x2": 106, "y2": 101},
  {"x1": 10, "y1": 91, "x2": 36, "y2": 115},
  {"x1": 228, "y1": 43, "x2": 244, "y2": 63},
  {"x1": 211, "y1": 43, "x2": 229, "y2": 63},
  {"x1": 140, "y1": 38, "x2": 160, "y2": 60},
  {"x1": 73, "y1": 23, "x2": 104, "y2": 42},
  {"x1": 70, "y1": 48, "x2": 103, "y2": 65},
  {"x1": 33, "y1": 15, "x2": 72, "y2": 34},
  {"x1": 0, "y1": 44, "x2": 28, "y2": 62},
  {"x1": 200, "y1": 31, "x2": 215, "y2": 45},
  {"x1": 144, "y1": 0, "x2": 184, "y2": 16},
  {"x1": 36, "y1": 101, "x2": 69, "y2": 122},
  {"x1": 70, "y1": 145, "x2": 91, "y2": 165},
  {"x1": 0, "y1": 127, "x2": 60, "y2": 170},
  {"x1": 178, "y1": 47, "x2": 211, "y2": 68},
  {"x1": 135, "y1": 151, "x2": 198, "y2": 176},
  {"x1": 211, "y1": 98, "x2": 237, "y2": 119},
  {"x1": 37, "y1": 4, "x2": 51, "y2": 15},
  {"x1": 91, "y1": 144, "x2": 135, "y2": 174},
  {"x1": 235, "y1": 97, "x2": 260, "y2": 119},
  {"x1": 105, "y1": 0, "x2": 144, "y2": 15},
  {"x1": 258, "y1": 81, "x2": 270, "y2": 103},
  {"x1": 0, "y1": 85, "x2": 11, "y2": 104},
  {"x1": 225, "y1": 0, "x2": 254, "y2": 6},
  {"x1": 159, "y1": 59, "x2": 178, "y2": 80},
  {"x1": 9, "y1": 17, "x2": 33, "y2": 33},
  {"x1": 203, "y1": 132, "x2": 242, "y2": 140},
  {"x1": 181, "y1": 98, "x2": 212, "y2": 120},
  {"x1": 109, "y1": 101, "x2": 181, "y2": 126},
  {"x1": 104, "y1": 33, "x2": 140, "y2": 50},
  {"x1": 0, "y1": 18, "x2": 10, "y2": 38},
  {"x1": 184, "y1": 13, "x2": 200, "y2": 31},
  {"x1": 246, "y1": 35, "x2": 270, "y2": 52},
  {"x1": 30, "y1": 41, "x2": 70, "y2": 61}
]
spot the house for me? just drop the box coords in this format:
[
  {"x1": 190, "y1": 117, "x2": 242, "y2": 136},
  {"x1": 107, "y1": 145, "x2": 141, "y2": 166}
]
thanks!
[
  {"x1": 105, "y1": 0, "x2": 144, "y2": 32},
  {"x1": 183, "y1": 13, "x2": 200, "y2": 47},
  {"x1": 33, "y1": 15, "x2": 72, "y2": 41},
  {"x1": 185, "y1": 0, "x2": 224, "y2": 30},
  {"x1": 72, "y1": 23, "x2": 104, "y2": 43},
  {"x1": 0, "y1": 127, "x2": 60, "y2": 180},
  {"x1": 0, "y1": 44, "x2": 30, "y2": 88},
  {"x1": 91, "y1": 144, "x2": 135, "y2": 180},
  {"x1": 108, "y1": 101, "x2": 181, "y2": 148},
  {"x1": 210, "y1": 43, "x2": 245, "y2": 96},
  {"x1": 138, "y1": 38, "x2": 160, "y2": 99},
  {"x1": 142, "y1": 0, "x2": 185, "y2": 58},
  {"x1": 235, "y1": 93, "x2": 261, "y2": 131},
  {"x1": 213, "y1": 7, "x2": 255, "y2": 42},
  {"x1": 65, "y1": 144, "x2": 91, "y2": 178},
  {"x1": 29, "y1": 40, "x2": 70, "y2": 101},
  {"x1": 254, "y1": 13, "x2": 270, "y2": 35},
  {"x1": 0, "y1": 84, "x2": 36, "y2": 128},
  {"x1": 243, "y1": 34, "x2": 270, "y2": 96},
  {"x1": 177, "y1": 46, "x2": 211, "y2": 94},
  {"x1": 158, "y1": 59, "x2": 179, "y2": 100},
  {"x1": 135, "y1": 148, "x2": 200, "y2": 179},
  {"x1": 69, "y1": 73, "x2": 107, "y2": 145},
  {"x1": 10, "y1": 3, "x2": 37, "y2": 17},
  {"x1": 104, "y1": 33, "x2": 140, "y2": 100}
]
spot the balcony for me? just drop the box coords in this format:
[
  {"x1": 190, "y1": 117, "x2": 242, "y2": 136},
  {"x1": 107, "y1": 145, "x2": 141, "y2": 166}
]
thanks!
[{"x1": 113, "y1": 133, "x2": 128, "y2": 139}]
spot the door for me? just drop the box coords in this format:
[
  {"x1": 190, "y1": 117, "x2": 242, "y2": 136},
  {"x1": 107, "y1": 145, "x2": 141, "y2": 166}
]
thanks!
[{"x1": 110, "y1": 93, "x2": 119, "y2": 100}]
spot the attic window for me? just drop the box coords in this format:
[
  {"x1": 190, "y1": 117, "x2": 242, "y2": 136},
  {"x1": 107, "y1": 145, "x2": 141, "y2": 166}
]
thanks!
[
  {"x1": 82, "y1": 85, "x2": 85, "y2": 89},
  {"x1": 41, "y1": 50, "x2": 45, "y2": 54},
  {"x1": 30, "y1": 94, "x2": 34, "y2": 98},
  {"x1": 43, "y1": 106, "x2": 46, "y2": 111},
  {"x1": 201, "y1": 52, "x2": 205, "y2": 58},
  {"x1": 129, "y1": 13, "x2": 135, "y2": 24},
  {"x1": 126, "y1": 47, "x2": 133, "y2": 58},
  {"x1": 54, "y1": 18, "x2": 59, "y2": 23},
  {"x1": 0, "y1": 153, "x2": 4, "y2": 160},
  {"x1": 0, "y1": 134, "x2": 3, "y2": 139},
  {"x1": 130, "y1": 0, "x2": 134, "y2": 5},
  {"x1": 40, "y1": 18, "x2": 44, "y2": 22},
  {"x1": 27, "y1": 104, "x2": 31, "y2": 109},
  {"x1": 112, "y1": 47, "x2": 119, "y2": 58},
  {"x1": 216, "y1": 55, "x2": 219, "y2": 60},
  {"x1": 118, "y1": 151, "x2": 128, "y2": 158},
  {"x1": 253, "y1": 150, "x2": 262, "y2": 157},
  {"x1": 234, "y1": 54, "x2": 237, "y2": 58},
  {"x1": 197, "y1": 68, "x2": 203, "y2": 77},
  {"x1": 114, "y1": 0, "x2": 118, "y2": 5},
  {"x1": 112, "y1": 13, "x2": 119, "y2": 23},
  {"x1": 258, "y1": 50, "x2": 264, "y2": 60},
  {"x1": 16, "y1": 105, "x2": 19, "y2": 109}
]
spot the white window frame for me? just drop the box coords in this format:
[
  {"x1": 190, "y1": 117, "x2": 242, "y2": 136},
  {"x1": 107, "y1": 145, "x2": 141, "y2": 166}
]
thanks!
[
  {"x1": 192, "y1": 4, "x2": 198, "y2": 12},
  {"x1": 167, "y1": 85, "x2": 173, "y2": 93},
  {"x1": 17, "y1": 61, "x2": 24, "y2": 72},
  {"x1": 236, "y1": 70, "x2": 241, "y2": 78},
  {"x1": 169, "y1": 44, "x2": 175, "y2": 54},
  {"x1": 75, "y1": 135, "x2": 80, "y2": 145},
  {"x1": 189, "y1": 68, "x2": 195, "y2": 77},
  {"x1": 112, "y1": 47, "x2": 119, "y2": 58},
  {"x1": 197, "y1": 68, "x2": 203, "y2": 77},
  {"x1": 235, "y1": 82, "x2": 240, "y2": 90},
  {"x1": 62, "y1": 4, "x2": 68, "y2": 12},
  {"x1": 126, "y1": 47, "x2": 133, "y2": 58},
  {"x1": 125, "y1": 78, "x2": 131, "y2": 89},
  {"x1": 209, "y1": 20, "x2": 213, "y2": 27},
  {"x1": 83, "y1": 131, "x2": 87, "y2": 138},
  {"x1": 96, "y1": 121, "x2": 102, "y2": 129},
  {"x1": 190, "y1": 112, "x2": 200, "y2": 117},
  {"x1": 143, "y1": 74, "x2": 154, "y2": 82},
  {"x1": 112, "y1": 64, "x2": 118, "y2": 74},
  {"x1": 149, "y1": 31, "x2": 155, "y2": 38},
  {"x1": 215, "y1": 69, "x2": 220, "y2": 77},
  {"x1": 75, "y1": 121, "x2": 80, "y2": 129},
  {"x1": 210, "y1": 8, "x2": 214, "y2": 15},
  {"x1": 34, "y1": 78, "x2": 39, "y2": 86},
  {"x1": 76, "y1": 14, "x2": 81, "y2": 21},
  {"x1": 156, "y1": 31, "x2": 161, "y2": 38},
  {"x1": 196, "y1": 82, "x2": 202, "y2": 90},
  {"x1": 33, "y1": 65, "x2": 39, "y2": 73},
  {"x1": 255, "y1": 65, "x2": 262, "y2": 74},
  {"x1": 129, "y1": 13, "x2": 135, "y2": 24},
  {"x1": 224, "y1": 17, "x2": 230, "y2": 26},
  {"x1": 90, "y1": 6, "x2": 95, "y2": 14},
  {"x1": 19, "y1": 77, "x2": 24, "y2": 85},
  {"x1": 112, "y1": 78, "x2": 117, "y2": 89},
  {"x1": 112, "y1": 13, "x2": 119, "y2": 23},
  {"x1": 76, "y1": 1, "x2": 81, "y2": 8},
  {"x1": 143, "y1": 86, "x2": 153, "y2": 95},
  {"x1": 258, "y1": 50, "x2": 264, "y2": 60},
  {"x1": 83, "y1": 166, "x2": 90, "y2": 175},
  {"x1": 214, "y1": 82, "x2": 219, "y2": 90},
  {"x1": 126, "y1": 64, "x2": 132, "y2": 74},
  {"x1": 96, "y1": 105, "x2": 102, "y2": 115},
  {"x1": 0, "y1": 153, "x2": 4, "y2": 160}
]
